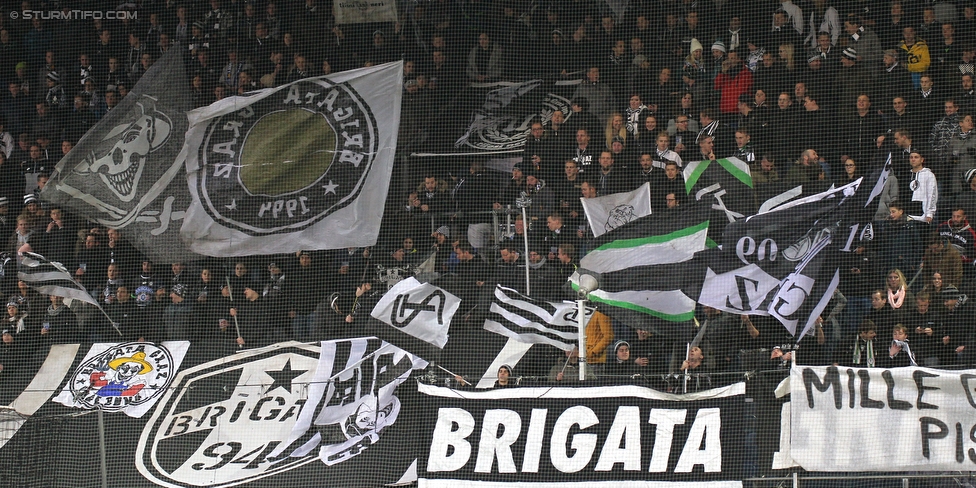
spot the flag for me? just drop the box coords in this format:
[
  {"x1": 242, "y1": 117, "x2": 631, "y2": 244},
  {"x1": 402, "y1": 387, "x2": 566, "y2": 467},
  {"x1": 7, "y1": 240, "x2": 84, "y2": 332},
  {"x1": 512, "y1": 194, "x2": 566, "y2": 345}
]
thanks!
[
  {"x1": 42, "y1": 48, "x2": 198, "y2": 264},
  {"x1": 18, "y1": 252, "x2": 100, "y2": 306},
  {"x1": 370, "y1": 277, "x2": 460, "y2": 350},
  {"x1": 580, "y1": 182, "x2": 652, "y2": 237},
  {"x1": 0, "y1": 343, "x2": 79, "y2": 449},
  {"x1": 334, "y1": 0, "x2": 397, "y2": 24},
  {"x1": 568, "y1": 206, "x2": 712, "y2": 331},
  {"x1": 682, "y1": 157, "x2": 755, "y2": 240},
  {"x1": 181, "y1": 62, "x2": 403, "y2": 256},
  {"x1": 698, "y1": 179, "x2": 864, "y2": 336},
  {"x1": 270, "y1": 338, "x2": 426, "y2": 464},
  {"x1": 52, "y1": 341, "x2": 190, "y2": 417},
  {"x1": 415, "y1": 79, "x2": 578, "y2": 156},
  {"x1": 483, "y1": 285, "x2": 593, "y2": 351}
]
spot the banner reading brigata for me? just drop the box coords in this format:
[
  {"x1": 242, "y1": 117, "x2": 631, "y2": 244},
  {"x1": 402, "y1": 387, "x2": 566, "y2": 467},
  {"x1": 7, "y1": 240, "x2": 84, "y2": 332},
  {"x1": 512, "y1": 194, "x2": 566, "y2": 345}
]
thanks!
[
  {"x1": 791, "y1": 365, "x2": 976, "y2": 471},
  {"x1": 417, "y1": 382, "x2": 745, "y2": 487}
]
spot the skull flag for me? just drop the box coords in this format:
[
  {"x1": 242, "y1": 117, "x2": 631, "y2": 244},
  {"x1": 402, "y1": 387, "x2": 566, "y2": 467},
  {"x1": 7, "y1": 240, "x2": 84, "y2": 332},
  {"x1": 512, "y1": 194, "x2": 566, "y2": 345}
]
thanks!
[{"x1": 42, "y1": 48, "x2": 199, "y2": 264}]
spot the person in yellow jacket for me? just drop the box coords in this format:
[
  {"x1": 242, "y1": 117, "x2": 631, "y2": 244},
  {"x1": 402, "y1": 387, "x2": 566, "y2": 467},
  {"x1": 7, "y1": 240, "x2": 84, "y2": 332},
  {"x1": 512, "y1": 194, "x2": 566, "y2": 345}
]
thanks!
[
  {"x1": 899, "y1": 26, "x2": 930, "y2": 88},
  {"x1": 585, "y1": 310, "x2": 614, "y2": 376}
]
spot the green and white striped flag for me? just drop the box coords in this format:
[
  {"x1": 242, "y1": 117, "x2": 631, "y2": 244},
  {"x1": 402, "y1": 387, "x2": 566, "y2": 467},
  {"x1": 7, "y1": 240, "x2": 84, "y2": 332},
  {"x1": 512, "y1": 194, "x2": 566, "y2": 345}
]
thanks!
[{"x1": 568, "y1": 206, "x2": 713, "y2": 330}]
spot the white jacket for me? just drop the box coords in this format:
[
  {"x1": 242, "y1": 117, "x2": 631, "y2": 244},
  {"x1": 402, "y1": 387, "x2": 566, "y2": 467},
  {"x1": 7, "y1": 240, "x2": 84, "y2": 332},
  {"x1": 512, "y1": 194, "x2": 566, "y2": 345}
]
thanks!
[{"x1": 910, "y1": 167, "x2": 938, "y2": 221}]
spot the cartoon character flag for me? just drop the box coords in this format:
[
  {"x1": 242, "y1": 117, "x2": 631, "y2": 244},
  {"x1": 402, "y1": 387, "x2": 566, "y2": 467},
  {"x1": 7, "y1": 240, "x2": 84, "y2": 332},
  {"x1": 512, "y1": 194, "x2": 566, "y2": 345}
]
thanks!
[{"x1": 53, "y1": 341, "x2": 189, "y2": 418}]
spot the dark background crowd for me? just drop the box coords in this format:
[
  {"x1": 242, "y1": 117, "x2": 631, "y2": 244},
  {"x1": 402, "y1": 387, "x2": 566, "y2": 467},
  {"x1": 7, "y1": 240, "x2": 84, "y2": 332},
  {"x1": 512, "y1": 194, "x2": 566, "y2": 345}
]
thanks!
[{"x1": 2, "y1": 0, "x2": 976, "y2": 389}]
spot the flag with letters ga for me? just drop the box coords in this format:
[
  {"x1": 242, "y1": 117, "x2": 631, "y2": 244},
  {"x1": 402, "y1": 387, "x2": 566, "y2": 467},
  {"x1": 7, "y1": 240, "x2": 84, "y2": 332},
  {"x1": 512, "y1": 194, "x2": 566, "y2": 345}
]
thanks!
[
  {"x1": 181, "y1": 62, "x2": 402, "y2": 256},
  {"x1": 580, "y1": 182, "x2": 652, "y2": 237},
  {"x1": 41, "y1": 48, "x2": 198, "y2": 263},
  {"x1": 370, "y1": 277, "x2": 460, "y2": 350}
]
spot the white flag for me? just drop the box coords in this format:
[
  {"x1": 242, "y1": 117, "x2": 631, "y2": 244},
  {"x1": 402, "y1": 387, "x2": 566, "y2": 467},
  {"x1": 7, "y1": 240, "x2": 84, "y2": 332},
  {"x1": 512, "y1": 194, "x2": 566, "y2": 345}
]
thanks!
[
  {"x1": 181, "y1": 62, "x2": 403, "y2": 256},
  {"x1": 370, "y1": 277, "x2": 459, "y2": 349},
  {"x1": 580, "y1": 182, "x2": 652, "y2": 237},
  {"x1": 53, "y1": 341, "x2": 189, "y2": 418}
]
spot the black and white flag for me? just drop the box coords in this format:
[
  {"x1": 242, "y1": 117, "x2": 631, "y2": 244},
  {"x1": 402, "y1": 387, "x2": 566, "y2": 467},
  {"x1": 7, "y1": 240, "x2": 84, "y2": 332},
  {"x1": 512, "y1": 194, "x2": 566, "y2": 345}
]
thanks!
[
  {"x1": 484, "y1": 285, "x2": 593, "y2": 351},
  {"x1": 42, "y1": 48, "x2": 198, "y2": 263},
  {"x1": 181, "y1": 62, "x2": 402, "y2": 256},
  {"x1": 271, "y1": 338, "x2": 426, "y2": 465},
  {"x1": 18, "y1": 252, "x2": 100, "y2": 307},
  {"x1": 370, "y1": 277, "x2": 459, "y2": 349}
]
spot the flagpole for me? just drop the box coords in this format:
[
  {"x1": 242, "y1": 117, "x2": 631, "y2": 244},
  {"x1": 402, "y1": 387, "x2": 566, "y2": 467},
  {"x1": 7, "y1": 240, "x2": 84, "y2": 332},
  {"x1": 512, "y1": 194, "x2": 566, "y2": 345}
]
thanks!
[
  {"x1": 225, "y1": 277, "x2": 243, "y2": 349},
  {"x1": 436, "y1": 364, "x2": 470, "y2": 386},
  {"x1": 521, "y1": 205, "x2": 531, "y2": 296},
  {"x1": 577, "y1": 298, "x2": 587, "y2": 381},
  {"x1": 683, "y1": 342, "x2": 690, "y2": 394}
]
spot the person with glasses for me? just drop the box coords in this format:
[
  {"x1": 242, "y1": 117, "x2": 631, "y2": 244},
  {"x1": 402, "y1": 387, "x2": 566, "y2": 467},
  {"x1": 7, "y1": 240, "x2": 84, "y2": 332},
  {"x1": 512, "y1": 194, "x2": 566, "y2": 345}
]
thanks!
[{"x1": 668, "y1": 115, "x2": 697, "y2": 156}]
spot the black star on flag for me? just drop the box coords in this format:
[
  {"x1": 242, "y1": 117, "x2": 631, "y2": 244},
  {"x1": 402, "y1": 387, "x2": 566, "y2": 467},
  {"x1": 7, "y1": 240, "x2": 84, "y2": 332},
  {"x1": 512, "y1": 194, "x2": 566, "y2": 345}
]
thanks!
[{"x1": 265, "y1": 359, "x2": 308, "y2": 395}]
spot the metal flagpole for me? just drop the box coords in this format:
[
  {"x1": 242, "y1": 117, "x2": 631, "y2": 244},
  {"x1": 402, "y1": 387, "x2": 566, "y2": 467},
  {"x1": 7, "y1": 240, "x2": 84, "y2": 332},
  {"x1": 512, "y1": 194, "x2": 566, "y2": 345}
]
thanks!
[
  {"x1": 521, "y1": 206, "x2": 531, "y2": 296},
  {"x1": 577, "y1": 298, "x2": 587, "y2": 381},
  {"x1": 97, "y1": 409, "x2": 108, "y2": 488}
]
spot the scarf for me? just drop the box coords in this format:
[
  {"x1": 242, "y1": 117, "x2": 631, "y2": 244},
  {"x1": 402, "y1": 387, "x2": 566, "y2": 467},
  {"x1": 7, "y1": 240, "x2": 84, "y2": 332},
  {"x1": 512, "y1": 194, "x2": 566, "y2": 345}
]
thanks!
[
  {"x1": 625, "y1": 106, "x2": 645, "y2": 137},
  {"x1": 852, "y1": 336, "x2": 875, "y2": 367},
  {"x1": 888, "y1": 286, "x2": 906, "y2": 309}
]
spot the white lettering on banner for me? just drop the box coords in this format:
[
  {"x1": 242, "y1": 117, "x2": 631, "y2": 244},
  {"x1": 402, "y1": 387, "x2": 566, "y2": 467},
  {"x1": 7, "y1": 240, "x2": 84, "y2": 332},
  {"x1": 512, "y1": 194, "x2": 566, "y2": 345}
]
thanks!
[
  {"x1": 428, "y1": 406, "x2": 723, "y2": 475},
  {"x1": 790, "y1": 365, "x2": 976, "y2": 472},
  {"x1": 595, "y1": 406, "x2": 641, "y2": 471},
  {"x1": 735, "y1": 236, "x2": 778, "y2": 265},
  {"x1": 695, "y1": 183, "x2": 745, "y2": 222},
  {"x1": 428, "y1": 408, "x2": 476, "y2": 472},
  {"x1": 550, "y1": 406, "x2": 599, "y2": 473},
  {"x1": 476, "y1": 410, "x2": 522, "y2": 473}
]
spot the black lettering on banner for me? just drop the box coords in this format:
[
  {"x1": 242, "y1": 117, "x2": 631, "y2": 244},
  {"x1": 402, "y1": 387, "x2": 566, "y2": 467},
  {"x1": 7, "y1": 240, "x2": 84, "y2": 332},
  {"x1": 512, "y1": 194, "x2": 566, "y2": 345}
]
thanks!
[
  {"x1": 803, "y1": 367, "x2": 842, "y2": 409},
  {"x1": 914, "y1": 370, "x2": 940, "y2": 410},
  {"x1": 391, "y1": 291, "x2": 446, "y2": 327},
  {"x1": 961, "y1": 374, "x2": 976, "y2": 409},
  {"x1": 847, "y1": 368, "x2": 857, "y2": 408},
  {"x1": 858, "y1": 370, "x2": 884, "y2": 409},
  {"x1": 970, "y1": 424, "x2": 976, "y2": 463},
  {"x1": 957, "y1": 423, "x2": 965, "y2": 463},
  {"x1": 882, "y1": 371, "x2": 912, "y2": 411},
  {"x1": 920, "y1": 417, "x2": 949, "y2": 459},
  {"x1": 726, "y1": 274, "x2": 760, "y2": 312}
]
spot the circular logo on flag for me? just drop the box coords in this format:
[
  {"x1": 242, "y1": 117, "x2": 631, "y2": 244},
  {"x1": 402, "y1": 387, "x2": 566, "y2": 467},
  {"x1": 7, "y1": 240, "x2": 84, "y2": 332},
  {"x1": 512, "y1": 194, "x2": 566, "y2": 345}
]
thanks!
[
  {"x1": 197, "y1": 79, "x2": 378, "y2": 234},
  {"x1": 68, "y1": 342, "x2": 175, "y2": 411}
]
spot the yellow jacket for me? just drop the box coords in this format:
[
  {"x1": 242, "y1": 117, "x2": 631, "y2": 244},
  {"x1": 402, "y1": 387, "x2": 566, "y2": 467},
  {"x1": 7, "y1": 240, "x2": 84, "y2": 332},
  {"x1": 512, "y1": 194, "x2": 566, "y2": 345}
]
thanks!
[
  {"x1": 586, "y1": 311, "x2": 614, "y2": 364},
  {"x1": 900, "y1": 39, "x2": 930, "y2": 73}
]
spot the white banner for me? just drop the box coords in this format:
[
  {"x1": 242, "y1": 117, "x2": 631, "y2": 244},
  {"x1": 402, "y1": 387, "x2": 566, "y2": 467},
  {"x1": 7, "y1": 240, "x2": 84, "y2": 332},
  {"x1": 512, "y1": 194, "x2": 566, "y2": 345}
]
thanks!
[
  {"x1": 581, "y1": 183, "x2": 652, "y2": 237},
  {"x1": 790, "y1": 365, "x2": 976, "y2": 471},
  {"x1": 333, "y1": 0, "x2": 398, "y2": 24},
  {"x1": 181, "y1": 62, "x2": 402, "y2": 256},
  {"x1": 54, "y1": 341, "x2": 189, "y2": 418},
  {"x1": 371, "y1": 277, "x2": 459, "y2": 349}
]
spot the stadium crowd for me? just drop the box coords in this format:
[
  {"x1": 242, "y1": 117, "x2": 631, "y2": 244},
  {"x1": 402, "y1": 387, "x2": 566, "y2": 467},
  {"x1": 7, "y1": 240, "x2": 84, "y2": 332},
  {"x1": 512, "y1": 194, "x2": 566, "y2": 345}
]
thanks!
[{"x1": 2, "y1": 0, "x2": 976, "y2": 388}]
